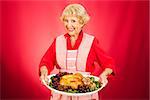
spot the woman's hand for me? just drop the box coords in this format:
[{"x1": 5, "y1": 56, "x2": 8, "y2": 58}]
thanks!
[
  {"x1": 99, "y1": 73, "x2": 108, "y2": 87},
  {"x1": 40, "y1": 66, "x2": 49, "y2": 84},
  {"x1": 99, "y1": 68, "x2": 113, "y2": 87}
]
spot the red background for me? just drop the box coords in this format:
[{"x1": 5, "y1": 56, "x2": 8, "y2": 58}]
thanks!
[{"x1": 1, "y1": 1, "x2": 149, "y2": 100}]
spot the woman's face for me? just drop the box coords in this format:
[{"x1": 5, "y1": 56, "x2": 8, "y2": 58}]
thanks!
[{"x1": 63, "y1": 15, "x2": 84, "y2": 36}]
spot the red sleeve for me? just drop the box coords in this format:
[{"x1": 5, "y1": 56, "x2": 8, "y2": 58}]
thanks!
[
  {"x1": 39, "y1": 39, "x2": 56, "y2": 75},
  {"x1": 93, "y1": 38, "x2": 116, "y2": 76}
]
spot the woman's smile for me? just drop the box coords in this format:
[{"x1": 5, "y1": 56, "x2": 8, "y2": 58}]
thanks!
[{"x1": 67, "y1": 27, "x2": 75, "y2": 32}]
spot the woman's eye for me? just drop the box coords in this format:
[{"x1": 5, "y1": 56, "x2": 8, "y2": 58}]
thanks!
[
  {"x1": 71, "y1": 20, "x2": 76, "y2": 23},
  {"x1": 64, "y1": 19, "x2": 68, "y2": 23}
]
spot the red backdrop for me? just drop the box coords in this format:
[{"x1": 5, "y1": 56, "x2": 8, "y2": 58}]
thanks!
[{"x1": 1, "y1": 1, "x2": 149, "y2": 100}]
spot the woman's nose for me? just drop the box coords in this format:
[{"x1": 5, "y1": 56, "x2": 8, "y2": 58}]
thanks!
[{"x1": 67, "y1": 21, "x2": 72, "y2": 27}]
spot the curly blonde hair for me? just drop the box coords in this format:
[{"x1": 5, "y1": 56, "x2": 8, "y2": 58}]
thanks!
[{"x1": 60, "y1": 4, "x2": 90, "y2": 25}]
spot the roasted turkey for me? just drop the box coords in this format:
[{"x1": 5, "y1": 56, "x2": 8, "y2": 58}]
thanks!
[{"x1": 59, "y1": 73, "x2": 83, "y2": 89}]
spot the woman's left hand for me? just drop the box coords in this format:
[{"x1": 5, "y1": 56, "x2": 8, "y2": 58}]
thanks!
[
  {"x1": 99, "y1": 68, "x2": 113, "y2": 87},
  {"x1": 99, "y1": 73, "x2": 108, "y2": 87}
]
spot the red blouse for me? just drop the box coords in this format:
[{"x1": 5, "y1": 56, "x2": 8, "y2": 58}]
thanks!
[{"x1": 39, "y1": 31, "x2": 115, "y2": 76}]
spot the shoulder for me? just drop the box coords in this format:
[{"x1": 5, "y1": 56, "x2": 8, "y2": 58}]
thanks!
[
  {"x1": 56, "y1": 34, "x2": 64, "y2": 38},
  {"x1": 84, "y1": 33, "x2": 95, "y2": 38},
  {"x1": 83, "y1": 33, "x2": 99, "y2": 43},
  {"x1": 83, "y1": 33, "x2": 96, "y2": 43},
  {"x1": 56, "y1": 34, "x2": 67, "y2": 40},
  {"x1": 48, "y1": 34, "x2": 66, "y2": 49}
]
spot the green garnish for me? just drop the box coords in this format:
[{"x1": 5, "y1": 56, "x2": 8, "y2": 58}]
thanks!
[{"x1": 90, "y1": 77, "x2": 95, "y2": 82}]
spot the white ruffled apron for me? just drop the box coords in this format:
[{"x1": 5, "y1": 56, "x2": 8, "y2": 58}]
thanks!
[{"x1": 51, "y1": 33, "x2": 99, "y2": 100}]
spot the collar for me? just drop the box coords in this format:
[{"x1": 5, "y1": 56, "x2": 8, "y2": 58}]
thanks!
[
  {"x1": 64, "y1": 30, "x2": 83, "y2": 49},
  {"x1": 64, "y1": 30, "x2": 83, "y2": 39}
]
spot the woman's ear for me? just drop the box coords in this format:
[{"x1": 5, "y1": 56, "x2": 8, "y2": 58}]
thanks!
[
  {"x1": 79, "y1": 18, "x2": 88, "y2": 28},
  {"x1": 80, "y1": 22, "x2": 86, "y2": 28}
]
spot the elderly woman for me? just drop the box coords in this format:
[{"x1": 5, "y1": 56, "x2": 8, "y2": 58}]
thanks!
[{"x1": 39, "y1": 4, "x2": 115, "y2": 100}]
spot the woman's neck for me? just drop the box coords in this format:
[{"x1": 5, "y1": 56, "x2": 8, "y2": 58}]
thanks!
[
  {"x1": 70, "y1": 34, "x2": 79, "y2": 48},
  {"x1": 70, "y1": 30, "x2": 82, "y2": 40},
  {"x1": 70, "y1": 34, "x2": 78, "y2": 41}
]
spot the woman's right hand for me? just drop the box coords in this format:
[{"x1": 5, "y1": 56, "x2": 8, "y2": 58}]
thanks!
[{"x1": 40, "y1": 66, "x2": 49, "y2": 84}]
